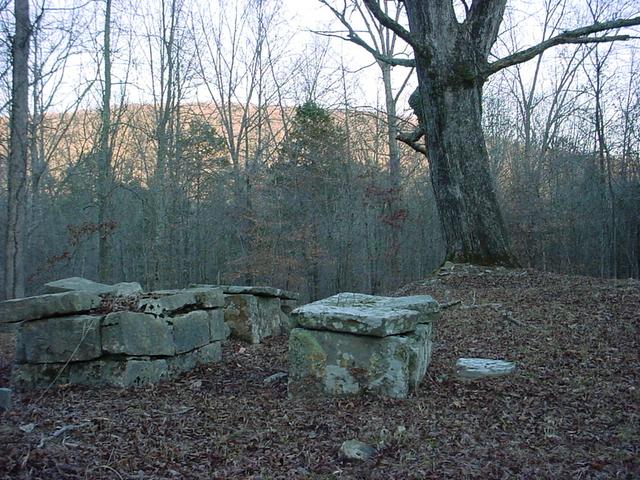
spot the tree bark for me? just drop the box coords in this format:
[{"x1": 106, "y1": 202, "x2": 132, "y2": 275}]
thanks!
[
  {"x1": 97, "y1": 0, "x2": 113, "y2": 283},
  {"x1": 403, "y1": 0, "x2": 517, "y2": 266},
  {"x1": 5, "y1": 0, "x2": 30, "y2": 299}
]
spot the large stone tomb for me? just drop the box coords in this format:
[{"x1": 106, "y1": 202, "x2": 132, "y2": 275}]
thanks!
[{"x1": 288, "y1": 292, "x2": 440, "y2": 399}]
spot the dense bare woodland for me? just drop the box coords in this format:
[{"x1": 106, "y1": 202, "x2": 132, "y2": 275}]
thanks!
[{"x1": 0, "y1": 0, "x2": 639, "y2": 301}]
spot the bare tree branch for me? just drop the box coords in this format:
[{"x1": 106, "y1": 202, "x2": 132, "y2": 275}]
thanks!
[
  {"x1": 486, "y1": 16, "x2": 640, "y2": 76},
  {"x1": 362, "y1": 0, "x2": 431, "y2": 60},
  {"x1": 397, "y1": 126, "x2": 427, "y2": 155}
]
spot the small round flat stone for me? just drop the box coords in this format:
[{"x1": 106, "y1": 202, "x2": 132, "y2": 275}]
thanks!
[{"x1": 292, "y1": 304, "x2": 419, "y2": 337}]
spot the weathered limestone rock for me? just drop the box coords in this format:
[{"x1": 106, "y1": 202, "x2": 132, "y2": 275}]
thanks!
[
  {"x1": 139, "y1": 287, "x2": 224, "y2": 315},
  {"x1": 257, "y1": 296, "x2": 283, "y2": 336},
  {"x1": 224, "y1": 294, "x2": 259, "y2": 343},
  {"x1": 288, "y1": 326, "x2": 432, "y2": 399},
  {"x1": 456, "y1": 358, "x2": 516, "y2": 380},
  {"x1": 16, "y1": 315, "x2": 102, "y2": 364},
  {"x1": 44, "y1": 277, "x2": 114, "y2": 295},
  {"x1": 224, "y1": 294, "x2": 283, "y2": 343},
  {"x1": 207, "y1": 309, "x2": 228, "y2": 342},
  {"x1": 102, "y1": 311, "x2": 174, "y2": 356},
  {"x1": 0, "y1": 291, "x2": 101, "y2": 325},
  {"x1": 12, "y1": 362, "x2": 70, "y2": 390},
  {"x1": 0, "y1": 388, "x2": 12, "y2": 411},
  {"x1": 304, "y1": 292, "x2": 440, "y2": 325},
  {"x1": 167, "y1": 342, "x2": 222, "y2": 375},
  {"x1": 69, "y1": 358, "x2": 168, "y2": 387},
  {"x1": 44, "y1": 277, "x2": 143, "y2": 296},
  {"x1": 171, "y1": 311, "x2": 211, "y2": 354},
  {"x1": 293, "y1": 304, "x2": 419, "y2": 337},
  {"x1": 339, "y1": 440, "x2": 376, "y2": 461},
  {"x1": 111, "y1": 282, "x2": 144, "y2": 296},
  {"x1": 194, "y1": 284, "x2": 300, "y2": 300}
]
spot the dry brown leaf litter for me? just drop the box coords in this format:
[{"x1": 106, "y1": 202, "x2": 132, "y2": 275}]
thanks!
[{"x1": 0, "y1": 268, "x2": 638, "y2": 479}]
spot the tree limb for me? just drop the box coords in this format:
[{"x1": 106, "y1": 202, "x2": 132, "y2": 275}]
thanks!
[
  {"x1": 397, "y1": 127, "x2": 427, "y2": 156},
  {"x1": 486, "y1": 16, "x2": 640, "y2": 76},
  {"x1": 362, "y1": 0, "x2": 431, "y2": 60}
]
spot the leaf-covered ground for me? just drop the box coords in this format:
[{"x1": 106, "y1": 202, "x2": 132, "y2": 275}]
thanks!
[{"x1": 1, "y1": 267, "x2": 639, "y2": 479}]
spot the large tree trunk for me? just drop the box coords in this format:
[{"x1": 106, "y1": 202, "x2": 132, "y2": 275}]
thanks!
[
  {"x1": 411, "y1": 78, "x2": 517, "y2": 266},
  {"x1": 402, "y1": 0, "x2": 517, "y2": 267},
  {"x1": 4, "y1": 0, "x2": 30, "y2": 299}
]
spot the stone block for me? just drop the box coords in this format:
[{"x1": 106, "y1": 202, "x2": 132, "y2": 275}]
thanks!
[
  {"x1": 16, "y1": 315, "x2": 102, "y2": 364},
  {"x1": 44, "y1": 277, "x2": 114, "y2": 295},
  {"x1": 12, "y1": 363, "x2": 70, "y2": 390},
  {"x1": 300, "y1": 292, "x2": 440, "y2": 325},
  {"x1": 293, "y1": 304, "x2": 419, "y2": 337},
  {"x1": 139, "y1": 287, "x2": 224, "y2": 316},
  {"x1": 192, "y1": 284, "x2": 300, "y2": 300},
  {"x1": 196, "y1": 341, "x2": 222, "y2": 364},
  {"x1": 44, "y1": 277, "x2": 143, "y2": 296},
  {"x1": 171, "y1": 311, "x2": 211, "y2": 354},
  {"x1": 257, "y1": 296, "x2": 283, "y2": 337},
  {"x1": 167, "y1": 342, "x2": 222, "y2": 376},
  {"x1": 69, "y1": 358, "x2": 168, "y2": 387},
  {"x1": 0, "y1": 291, "x2": 101, "y2": 325},
  {"x1": 102, "y1": 311, "x2": 174, "y2": 356},
  {"x1": 288, "y1": 326, "x2": 432, "y2": 399},
  {"x1": 224, "y1": 294, "x2": 282, "y2": 343},
  {"x1": 207, "y1": 309, "x2": 227, "y2": 342},
  {"x1": 224, "y1": 294, "x2": 259, "y2": 343}
]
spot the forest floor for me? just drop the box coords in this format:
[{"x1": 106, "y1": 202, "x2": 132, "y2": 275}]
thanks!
[{"x1": 0, "y1": 266, "x2": 639, "y2": 479}]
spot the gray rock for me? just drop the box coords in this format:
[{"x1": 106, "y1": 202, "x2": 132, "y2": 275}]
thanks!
[
  {"x1": 339, "y1": 440, "x2": 376, "y2": 461},
  {"x1": 12, "y1": 362, "x2": 70, "y2": 390},
  {"x1": 193, "y1": 284, "x2": 300, "y2": 300},
  {"x1": 456, "y1": 358, "x2": 516, "y2": 380},
  {"x1": 16, "y1": 315, "x2": 102, "y2": 364},
  {"x1": 111, "y1": 282, "x2": 143, "y2": 296},
  {"x1": 305, "y1": 292, "x2": 440, "y2": 324},
  {"x1": 287, "y1": 326, "x2": 432, "y2": 399},
  {"x1": 102, "y1": 311, "x2": 174, "y2": 356},
  {"x1": 139, "y1": 287, "x2": 224, "y2": 316},
  {"x1": 263, "y1": 372, "x2": 287, "y2": 384},
  {"x1": 44, "y1": 277, "x2": 114, "y2": 295},
  {"x1": 195, "y1": 341, "x2": 222, "y2": 364},
  {"x1": 44, "y1": 277, "x2": 143, "y2": 296},
  {"x1": 0, "y1": 388, "x2": 12, "y2": 411},
  {"x1": 166, "y1": 351, "x2": 197, "y2": 376},
  {"x1": 0, "y1": 291, "x2": 101, "y2": 325},
  {"x1": 69, "y1": 358, "x2": 168, "y2": 387},
  {"x1": 167, "y1": 342, "x2": 222, "y2": 375},
  {"x1": 171, "y1": 311, "x2": 211, "y2": 354},
  {"x1": 224, "y1": 294, "x2": 259, "y2": 343},
  {"x1": 224, "y1": 294, "x2": 283, "y2": 344},
  {"x1": 207, "y1": 309, "x2": 227, "y2": 342},
  {"x1": 292, "y1": 303, "x2": 419, "y2": 337}
]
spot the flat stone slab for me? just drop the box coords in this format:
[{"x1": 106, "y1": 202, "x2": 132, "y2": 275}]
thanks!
[
  {"x1": 307, "y1": 292, "x2": 440, "y2": 324},
  {"x1": 193, "y1": 284, "x2": 299, "y2": 300},
  {"x1": 456, "y1": 358, "x2": 516, "y2": 380},
  {"x1": 138, "y1": 287, "x2": 224, "y2": 315},
  {"x1": 0, "y1": 291, "x2": 101, "y2": 324},
  {"x1": 292, "y1": 303, "x2": 419, "y2": 337},
  {"x1": 288, "y1": 324, "x2": 432, "y2": 399},
  {"x1": 16, "y1": 315, "x2": 102, "y2": 364},
  {"x1": 44, "y1": 277, "x2": 142, "y2": 296},
  {"x1": 102, "y1": 311, "x2": 174, "y2": 356}
]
